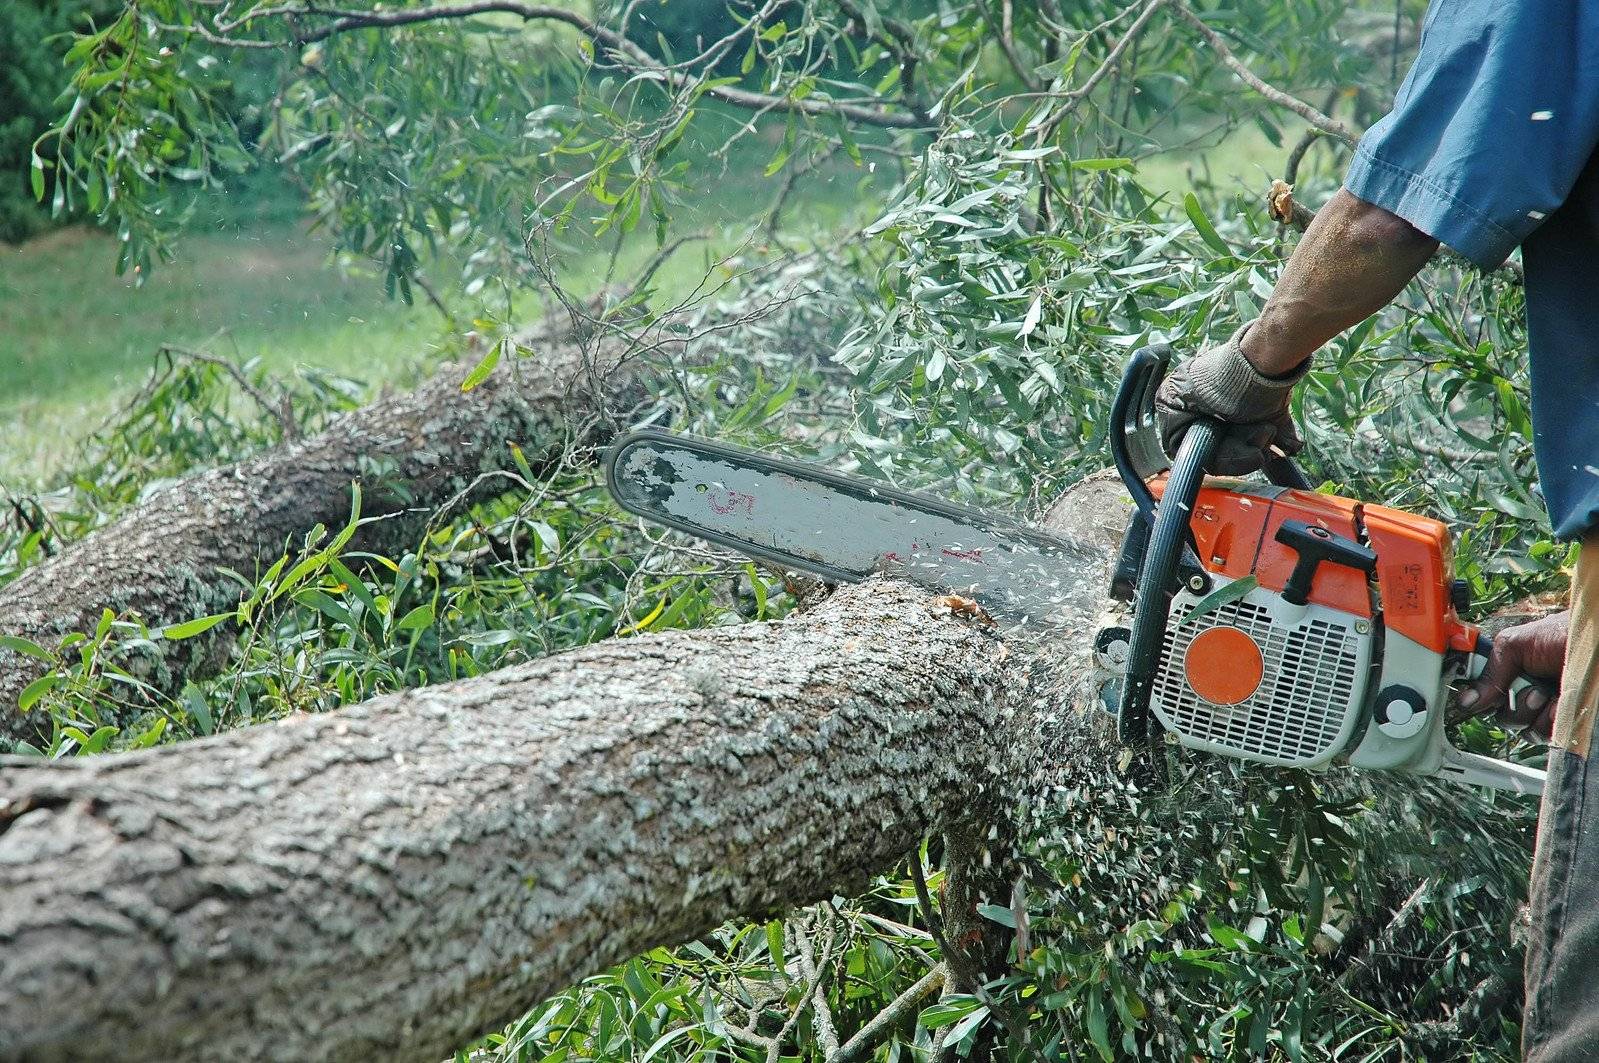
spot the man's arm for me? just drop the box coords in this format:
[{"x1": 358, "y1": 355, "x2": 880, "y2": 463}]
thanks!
[
  {"x1": 1157, "y1": 187, "x2": 1562, "y2": 729},
  {"x1": 1241, "y1": 189, "x2": 1439, "y2": 375},
  {"x1": 1153, "y1": 189, "x2": 1440, "y2": 475}
]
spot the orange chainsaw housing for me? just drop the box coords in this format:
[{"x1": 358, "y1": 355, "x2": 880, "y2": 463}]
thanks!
[{"x1": 1151, "y1": 477, "x2": 1480, "y2": 654}]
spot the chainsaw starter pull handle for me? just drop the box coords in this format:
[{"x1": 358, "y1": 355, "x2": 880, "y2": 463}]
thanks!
[{"x1": 1273, "y1": 520, "x2": 1377, "y2": 606}]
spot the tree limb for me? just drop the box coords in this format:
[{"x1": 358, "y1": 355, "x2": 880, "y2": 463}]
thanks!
[
  {"x1": 829, "y1": 963, "x2": 948, "y2": 1063},
  {"x1": 0, "y1": 318, "x2": 651, "y2": 740},
  {"x1": 0, "y1": 577, "x2": 1086, "y2": 1062},
  {"x1": 197, "y1": 1, "x2": 931, "y2": 130}
]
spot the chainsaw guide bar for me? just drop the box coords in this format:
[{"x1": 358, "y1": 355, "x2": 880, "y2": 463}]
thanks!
[{"x1": 605, "y1": 429, "x2": 1095, "y2": 630}]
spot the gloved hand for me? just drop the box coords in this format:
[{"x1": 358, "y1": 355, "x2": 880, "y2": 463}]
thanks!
[{"x1": 1155, "y1": 326, "x2": 1309, "y2": 475}]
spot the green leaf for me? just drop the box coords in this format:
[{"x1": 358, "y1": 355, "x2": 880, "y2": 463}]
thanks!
[
  {"x1": 1072, "y1": 157, "x2": 1134, "y2": 171},
  {"x1": 183, "y1": 682, "x2": 213, "y2": 735},
  {"x1": 919, "y1": 995, "x2": 981, "y2": 1029},
  {"x1": 460, "y1": 629, "x2": 516, "y2": 647},
  {"x1": 765, "y1": 920, "x2": 786, "y2": 972},
  {"x1": 18, "y1": 675, "x2": 58, "y2": 713},
  {"x1": 0, "y1": 635, "x2": 53, "y2": 662},
  {"x1": 80, "y1": 725, "x2": 119, "y2": 755},
  {"x1": 461, "y1": 340, "x2": 504, "y2": 392},
  {"x1": 1183, "y1": 191, "x2": 1231, "y2": 256},
  {"x1": 1086, "y1": 989, "x2": 1114, "y2": 1062},
  {"x1": 130, "y1": 717, "x2": 168, "y2": 750},
  {"x1": 29, "y1": 148, "x2": 46, "y2": 201},
  {"x1": 163, "y1": 612, "x2": 233, "y2": 640},
  {"x1": 639, "y1": 1026, "x2": 697, "y2": 1063},
  {"x1": 395, "y1": 603, "x2": 436, "y2": 632},
  {"x1": 1179, "y1": 575, "x2": 1258, "y2": 628}
]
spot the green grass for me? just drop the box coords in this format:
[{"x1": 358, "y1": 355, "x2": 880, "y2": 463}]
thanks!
[
  {"x1": 0, "y1": 107, "x2": 1266, "y2": 492},
  {"x1": 0, "y1": 109, "x2": 886, "y2": 488},
  {"x1": 0, "y1": 223, "x2": 446, "y2": 485}
]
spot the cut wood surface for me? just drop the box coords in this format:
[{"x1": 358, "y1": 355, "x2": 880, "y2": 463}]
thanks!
[{"x1": 0, "y1": 324, "x2": 645, "y2": 743}]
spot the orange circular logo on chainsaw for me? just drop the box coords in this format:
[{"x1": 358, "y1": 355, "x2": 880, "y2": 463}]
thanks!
[{"x1": 1183, "y1": 627, "x2": 1265, "y2": 706}]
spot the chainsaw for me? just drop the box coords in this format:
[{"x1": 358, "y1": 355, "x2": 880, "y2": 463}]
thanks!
[{"x1": 604, "y1": 347, "x2": 1546, "y2": 795}]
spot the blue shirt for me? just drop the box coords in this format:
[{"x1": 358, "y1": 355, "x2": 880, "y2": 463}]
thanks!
[{"x1": 1343, "y1": 0, "x2": 1599, "y2": 539}]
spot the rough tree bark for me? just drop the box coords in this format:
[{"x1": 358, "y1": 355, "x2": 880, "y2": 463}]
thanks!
[
  {"x1": 0, "y1": 581, "x2": 1091, "y2": 1062},
  {"x1": 0, "y1": 321, "x2": 649, "y2": 743}
]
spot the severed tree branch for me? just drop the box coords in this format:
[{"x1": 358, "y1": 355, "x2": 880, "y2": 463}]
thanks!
[
  {"x1": 1269, "y1": 182, "x2": 1525, "y2": 282},
  {"x1": 828, "y1": 963, "x2": 949, "y2": 1063}
]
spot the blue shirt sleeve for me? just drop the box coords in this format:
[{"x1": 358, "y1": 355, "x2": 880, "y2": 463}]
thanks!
[{"x1": 1344, "y1": 0, "x2": 1599, "y2": 269}]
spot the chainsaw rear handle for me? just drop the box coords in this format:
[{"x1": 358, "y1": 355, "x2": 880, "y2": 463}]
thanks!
[{"x1": 1467, "y1": 632, "x2": 1558, "y2": 727}]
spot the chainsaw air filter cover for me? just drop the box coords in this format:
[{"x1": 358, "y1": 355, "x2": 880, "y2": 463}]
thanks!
[{"x1": 1151, "y1": 581, "x2": 1377, "y2": 768}]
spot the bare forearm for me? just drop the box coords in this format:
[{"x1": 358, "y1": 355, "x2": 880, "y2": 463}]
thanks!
[{"x1": 1242, "y1": 189, "x2": 1438, "y2": 376}]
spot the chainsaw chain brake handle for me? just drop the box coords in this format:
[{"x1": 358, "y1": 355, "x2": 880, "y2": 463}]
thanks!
[{"x1": 1109, "y1": 347, "x2": 1313, "y2": 746}]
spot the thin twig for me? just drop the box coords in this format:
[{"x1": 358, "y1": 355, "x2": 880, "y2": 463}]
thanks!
[
  {"x1": 1037, "y1": 0, "x2": 1165, "y2": 138},
  {"x1": 1282, "y1": 91, "x2": 1343, "y2": 185},
  {"x1": 409, "y1": 270, "x2": 456, "y2": 327},
  {"x1": 1169, "y1": 0, "x2": 1359, "y2": 144},
  {"x1": 996, "y1": 0, "x2": 1041, "y2": 93},
  {"x1": 200, "y1": 1, "x2": 934, "y2": 130},
  {"x1": 828, "y1": 963, "x2": 948, "y2": 1063},
  {"x1": 159, "y1": 343, "x2": 299, "y2": 440},
  {"x1": 793, "y1": 913, "x2": 841, "y2": 1059}
]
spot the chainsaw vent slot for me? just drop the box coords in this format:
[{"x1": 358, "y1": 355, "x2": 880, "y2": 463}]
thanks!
[{"x1": 1152, "y1": 598, "x2": 1365, "y2": 767}]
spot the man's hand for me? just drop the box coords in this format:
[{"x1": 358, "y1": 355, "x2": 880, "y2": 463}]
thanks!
[
  {"x1": 1460, "y1": 609, "x2": 1570, "y2": 738},
  {"x1": 1155, "y1": 327, "x2": 1308, "y2": 474}
]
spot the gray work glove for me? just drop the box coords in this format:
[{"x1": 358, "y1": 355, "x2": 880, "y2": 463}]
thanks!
[{"x1": 1155, "y1": 327, "x2": 1309, "y2": 475}]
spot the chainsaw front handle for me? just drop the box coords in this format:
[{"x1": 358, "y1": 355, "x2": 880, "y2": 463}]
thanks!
[{"x1": 1116, "y1": 415, "x2": 1219, "y2": 745}]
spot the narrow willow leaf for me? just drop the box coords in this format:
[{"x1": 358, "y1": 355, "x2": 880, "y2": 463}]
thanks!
[
  {"x1": 163, "y1": 612, "x2": 233, "y2": 640},
  {"x1": 1184, "y1": 191, "x2": 1231, "y2": 256},
  {"x1": 1179, "y1": 575, "x2": 1258, "y2": 628},
  {"x1": 461, "y1": 341, "x2": 503, "y2": 392}
]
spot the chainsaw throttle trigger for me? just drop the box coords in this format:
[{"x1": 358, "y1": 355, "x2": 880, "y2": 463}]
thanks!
[{"x1": 1273, "y1": 520, "x2": 1377, "y2": 606}]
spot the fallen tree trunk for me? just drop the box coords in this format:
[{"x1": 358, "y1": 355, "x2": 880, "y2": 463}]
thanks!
[
  {"x1": 0, "y1": 322, "x2": 646, "y2": 742},
  {"x1": 0, "y1": 573, "x2": 1099, "y2": 1062}
]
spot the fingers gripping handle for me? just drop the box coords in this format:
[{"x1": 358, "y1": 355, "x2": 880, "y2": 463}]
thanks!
[
  {"x1": 1111, "y1": 345, "x2": 1312, "y2": 502},
  {"x1": 1439, "y1": 633, "x2": 1550, "y2": 796},
  {"x1": 1466, "y1": 633, "x2": 1558, "y2": 721}
]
